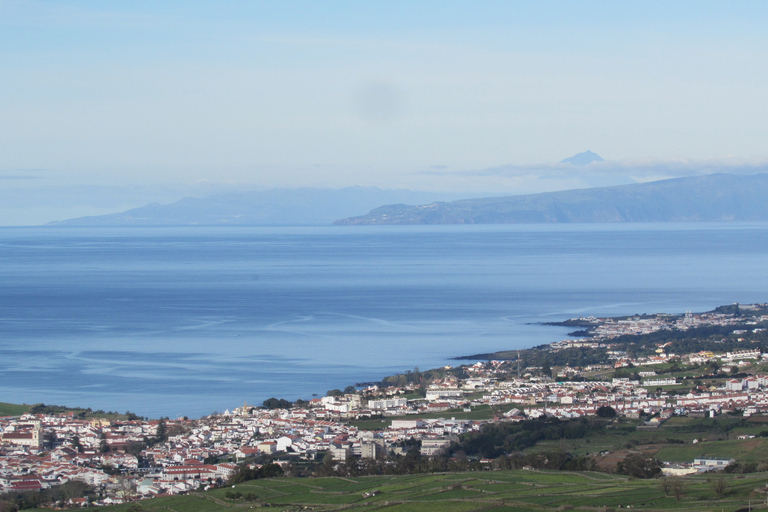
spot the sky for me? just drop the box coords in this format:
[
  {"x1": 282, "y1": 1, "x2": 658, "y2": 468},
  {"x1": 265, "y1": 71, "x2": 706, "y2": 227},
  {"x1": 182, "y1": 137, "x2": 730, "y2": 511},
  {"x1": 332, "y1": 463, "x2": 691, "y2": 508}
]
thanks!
[{"x1": 2, "y1": 1, "x2": 768, "y2": 225}]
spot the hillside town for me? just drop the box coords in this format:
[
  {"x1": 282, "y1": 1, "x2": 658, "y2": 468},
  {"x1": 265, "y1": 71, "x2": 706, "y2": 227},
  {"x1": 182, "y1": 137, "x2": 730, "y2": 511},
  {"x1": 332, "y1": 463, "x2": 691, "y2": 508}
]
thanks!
[{"x1": 3, "y1": 303, "x2": 768, "y2": 505}]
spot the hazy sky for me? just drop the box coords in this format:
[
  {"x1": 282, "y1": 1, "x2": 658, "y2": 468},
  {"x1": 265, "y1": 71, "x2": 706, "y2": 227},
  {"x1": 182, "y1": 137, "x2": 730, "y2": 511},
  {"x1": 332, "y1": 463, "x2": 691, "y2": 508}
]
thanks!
[{"x1": 2, "y1": 1, "x2": 768, "y2": 224}]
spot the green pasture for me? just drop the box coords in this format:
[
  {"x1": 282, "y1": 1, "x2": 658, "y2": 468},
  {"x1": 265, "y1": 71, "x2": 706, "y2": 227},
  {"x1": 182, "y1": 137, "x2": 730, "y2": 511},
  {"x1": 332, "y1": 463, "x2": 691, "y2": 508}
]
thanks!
[
  {"x1": 0, "y1": 401, "x2": 30, "y2": 416},
  {"x1": 655, "y1": 437, "x2": 768, "y2": 463},
  {"x1": 65, "y1": 470, "x2": 768, "y2": 512}
]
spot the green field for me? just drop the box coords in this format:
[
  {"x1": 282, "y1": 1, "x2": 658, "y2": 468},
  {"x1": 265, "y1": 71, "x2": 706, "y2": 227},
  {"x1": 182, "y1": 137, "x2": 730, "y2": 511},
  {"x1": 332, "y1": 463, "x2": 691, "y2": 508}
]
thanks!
[
  {"x1": 0, "y1": 402, "x2": 30, "y2": 416},
  {"x1": 524, "y1": 415, "x2": 768, "y2": 467},
  {"x1": 70, "y1": 470, "x2": 768, "y2": 512}
]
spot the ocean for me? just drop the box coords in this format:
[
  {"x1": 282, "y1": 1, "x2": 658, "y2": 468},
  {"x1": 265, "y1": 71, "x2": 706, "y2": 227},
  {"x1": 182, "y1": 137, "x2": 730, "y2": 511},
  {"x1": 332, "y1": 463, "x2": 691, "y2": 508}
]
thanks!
[{"x1": 1, "y1": 223, "x2": 767, "y2": 418}]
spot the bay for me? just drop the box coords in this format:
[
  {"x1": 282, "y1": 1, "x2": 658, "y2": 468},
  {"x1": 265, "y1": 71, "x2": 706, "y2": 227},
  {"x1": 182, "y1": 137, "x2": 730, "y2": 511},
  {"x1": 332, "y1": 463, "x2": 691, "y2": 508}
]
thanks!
[{"x1": 1, "y1": 223, "x2": 767, "y2": 418}]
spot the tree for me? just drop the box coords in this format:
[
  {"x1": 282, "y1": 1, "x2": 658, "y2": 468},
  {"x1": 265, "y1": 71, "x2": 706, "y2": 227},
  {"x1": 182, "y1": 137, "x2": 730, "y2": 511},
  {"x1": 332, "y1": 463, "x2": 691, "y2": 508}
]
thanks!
[
  {"x1": 343, "y1": 385, "x2": 357, "y2": 395},
  {"x1": 115, "y1": 476, "x2": 135, "y2": 501},
  {"x1": 670, "y1": 477, "x2": 685, "y2": 501},
  {"x1": 155, "y1": 419, "x2": 167, "y2": 443},
  {"x1": 711, "y1": 475, "x2": 727, "y2": 499},
  {"x1": 541, "y1": 358, "x2": 552, "y2": 377},
  {"x1": 317, "y1": 452, "x2": 336, "y2": 477},
  {"x1": 660, "y1": 477, "x2": 672, "y2": 496},
  {"x1": 59, "y1": 480, "x2": 92, "y2": 503},
  {"x1": 398, "y1": 446, "x2": 421, "y2": 474},
  {"x1": 596, "y1": 405, "x2": 617, "y2": 418},
  {"x1": 229, "y1": 462, "x2": 284, "y2": 484},
  {"x1": 326, "y1": 389, "x2": 343, "y2": 397},
  {"x1": 345, "y1": 454, "x2": 360, "y2": 477}
]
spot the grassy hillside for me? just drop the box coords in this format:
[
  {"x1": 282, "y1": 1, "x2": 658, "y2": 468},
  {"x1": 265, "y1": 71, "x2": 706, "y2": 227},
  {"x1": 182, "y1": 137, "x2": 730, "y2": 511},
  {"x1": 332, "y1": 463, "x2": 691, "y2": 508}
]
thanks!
[
  {"x1": 0, "y1": 401, "x2": 30, "y2": 416},
  {"x1": 520, "y1": 415, "x2": 768, "y2": 466},
  {"x1": 71, "y1": 470, "x2": 768, "y2": 512}
]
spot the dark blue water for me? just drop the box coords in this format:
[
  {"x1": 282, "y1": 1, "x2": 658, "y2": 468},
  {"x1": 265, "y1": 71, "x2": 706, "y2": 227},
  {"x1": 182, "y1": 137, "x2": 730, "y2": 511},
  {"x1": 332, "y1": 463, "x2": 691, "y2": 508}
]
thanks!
[{"x1": 1, "y1": 223, "x2": 767, "y2": 418}]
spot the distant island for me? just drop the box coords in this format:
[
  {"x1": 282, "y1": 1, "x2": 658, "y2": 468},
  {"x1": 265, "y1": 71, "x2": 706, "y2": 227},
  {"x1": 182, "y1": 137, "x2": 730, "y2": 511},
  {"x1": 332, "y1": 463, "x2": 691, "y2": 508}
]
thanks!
[
  {"x1": 44, "y1": 158, "x2": 768, "y2": 227},
  {"x1": 335, "y1": 173, "x2": 768, "y2": 225},
  {"x1": 46, "y1": 187, "x2": 466, "y2": 227}
]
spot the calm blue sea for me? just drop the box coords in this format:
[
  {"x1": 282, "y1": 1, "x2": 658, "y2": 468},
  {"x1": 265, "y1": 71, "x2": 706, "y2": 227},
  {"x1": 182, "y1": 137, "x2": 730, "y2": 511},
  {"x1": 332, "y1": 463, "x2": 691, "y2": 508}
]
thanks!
[{"x1": 1, "y1": 223, "x2": 767, "y2": 418}]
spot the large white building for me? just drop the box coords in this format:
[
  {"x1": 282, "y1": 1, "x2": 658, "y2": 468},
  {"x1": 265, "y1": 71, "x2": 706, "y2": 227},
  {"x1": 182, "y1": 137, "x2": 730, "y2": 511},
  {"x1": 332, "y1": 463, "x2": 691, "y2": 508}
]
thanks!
[{"x1": 367, "y1": 398, "x2": 407, "y2": 410}]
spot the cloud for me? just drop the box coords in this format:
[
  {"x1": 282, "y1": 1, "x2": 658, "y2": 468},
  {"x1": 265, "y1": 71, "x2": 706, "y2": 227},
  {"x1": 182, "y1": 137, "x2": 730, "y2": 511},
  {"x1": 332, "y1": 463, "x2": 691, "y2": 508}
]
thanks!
[{"x1": 401, "y1": 155, "x2": 768, "y2": 197}]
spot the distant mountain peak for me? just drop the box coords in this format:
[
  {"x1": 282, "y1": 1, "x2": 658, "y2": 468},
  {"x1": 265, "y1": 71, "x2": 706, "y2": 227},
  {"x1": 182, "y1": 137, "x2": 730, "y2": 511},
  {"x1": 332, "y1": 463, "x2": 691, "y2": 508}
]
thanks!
[{"x1": 561, "y1": 150, "x2": 605, "y2": 166}]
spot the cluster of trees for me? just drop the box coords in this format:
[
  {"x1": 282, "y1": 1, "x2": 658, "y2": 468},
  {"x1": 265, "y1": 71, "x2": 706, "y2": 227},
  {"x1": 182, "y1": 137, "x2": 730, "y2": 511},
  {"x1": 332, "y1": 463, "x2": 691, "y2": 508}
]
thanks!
[
  {"x1": 528, "y1": 347, "x2": 607, "y2": 369},
  {"x1": 596, "y1": 405, "x2": 617, "y2": 418},
  {"x1": 377, "y1": 366, "x2": 489, "y2": 389},
  {"x1": 493, "y1": 451, "x2": 599, "y2": 471},
  {"x1": 312, "y1": 445, "x2": 602, "y2": 478},
  {"x1": 615, "y1": 453, "x2": 662, "y2": 479},
  {"x1": 381, "y1": 367, "x2": 426, "y2": 388},
  {"x1": 722, "y1": 461, "x2": 768, "y2": 473},
  {"x1": 228, "y1": 462, "x2": 284, "y2": 484},
  {"x1": 458, "y1": 417, "x2": 610, "y2": 459},
  {"x1": 27, "y1": 404, "x2": 142, "y2": 421},
  {"x1": 262, "y1": 398, "x2": 293, "y2": 409},
  {"x1": 224, "y1": 490, "x2": 259, "y2": 501},
  {"x1": 261, "y1": 397, "x2": 311, "y2": 409},
  {"x1": 313, "y1": 448, "x2": 477, "y2": 477},
  {"x1": 461, "y1": 348, "x2": 609, "y2": 373}
]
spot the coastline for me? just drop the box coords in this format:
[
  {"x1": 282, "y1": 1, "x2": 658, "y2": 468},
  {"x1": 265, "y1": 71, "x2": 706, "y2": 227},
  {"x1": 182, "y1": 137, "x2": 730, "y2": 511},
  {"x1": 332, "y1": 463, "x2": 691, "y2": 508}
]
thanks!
[
  {"x1": 6, "y1": 302, "x2": 764, "y2": 420},
  {"x1": 5, "y1": 223, "x2": 768, "y2": 418}
]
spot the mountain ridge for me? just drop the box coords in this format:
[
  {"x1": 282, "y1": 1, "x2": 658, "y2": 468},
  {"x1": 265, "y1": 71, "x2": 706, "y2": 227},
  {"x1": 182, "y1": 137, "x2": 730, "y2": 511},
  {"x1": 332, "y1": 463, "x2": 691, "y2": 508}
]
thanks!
[
  {"x1": 334, "y1": 173, "x2": 768, "y2": 225},
  {"x1": 47, "y1": 187, "x2": 467, "y2": 227}
]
